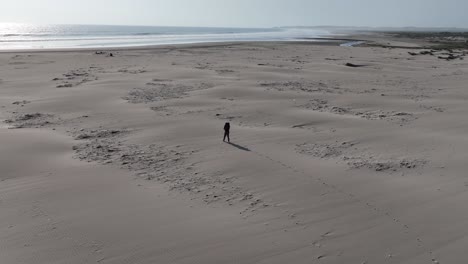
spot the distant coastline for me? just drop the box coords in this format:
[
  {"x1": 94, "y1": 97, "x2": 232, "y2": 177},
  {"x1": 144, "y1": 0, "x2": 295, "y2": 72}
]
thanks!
[{"x1": 3, "y1": 23, "x2": 466, "y2": 51}]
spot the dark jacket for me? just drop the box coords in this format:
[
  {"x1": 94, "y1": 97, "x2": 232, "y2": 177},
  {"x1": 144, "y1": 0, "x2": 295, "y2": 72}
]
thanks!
[{"x1": 224, "y1": 123, "x2": 230, "y2": 132}]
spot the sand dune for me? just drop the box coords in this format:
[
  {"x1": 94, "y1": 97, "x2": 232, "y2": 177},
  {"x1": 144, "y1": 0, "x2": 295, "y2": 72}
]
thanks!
[{"x1": 1, "y1": 40, "x2": 468, "y2": 263}]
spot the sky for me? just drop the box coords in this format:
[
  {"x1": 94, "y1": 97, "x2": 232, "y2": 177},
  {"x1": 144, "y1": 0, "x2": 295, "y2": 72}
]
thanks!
[{"x1": 1, "y1": 0, "x2": 468, "y2": 28}]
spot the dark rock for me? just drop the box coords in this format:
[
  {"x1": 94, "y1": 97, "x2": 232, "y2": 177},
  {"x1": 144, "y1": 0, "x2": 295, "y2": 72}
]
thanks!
[{"x1": 345, "y1": 63, "x2": 366, "y2": 68}]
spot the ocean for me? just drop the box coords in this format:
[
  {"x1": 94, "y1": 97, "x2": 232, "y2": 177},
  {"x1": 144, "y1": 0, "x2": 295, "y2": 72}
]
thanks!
[{"x1": 0, "y1": 24, "x2": 329, "y2": 50}]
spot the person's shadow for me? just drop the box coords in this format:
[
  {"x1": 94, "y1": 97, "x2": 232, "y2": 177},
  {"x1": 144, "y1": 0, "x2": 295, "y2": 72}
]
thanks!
[{"x1": 226, "y1": 142, "x2": 251, "y2": 152}]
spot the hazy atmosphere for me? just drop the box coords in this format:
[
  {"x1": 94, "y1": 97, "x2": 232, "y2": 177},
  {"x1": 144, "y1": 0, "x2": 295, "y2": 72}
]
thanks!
[{"x1": 2, "y1": 0, "x2": 468, "y2": 28}]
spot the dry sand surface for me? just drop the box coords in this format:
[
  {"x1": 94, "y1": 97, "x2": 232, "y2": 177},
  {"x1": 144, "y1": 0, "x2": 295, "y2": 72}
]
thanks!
[{"x1": 1, "y1": 39, "x2": 468, "y2": 263}]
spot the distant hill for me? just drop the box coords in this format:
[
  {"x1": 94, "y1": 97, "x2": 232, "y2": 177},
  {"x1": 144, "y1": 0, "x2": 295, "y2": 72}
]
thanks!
[{"x1": 280, "y1": 26, "x2": 468, "y2": 32}]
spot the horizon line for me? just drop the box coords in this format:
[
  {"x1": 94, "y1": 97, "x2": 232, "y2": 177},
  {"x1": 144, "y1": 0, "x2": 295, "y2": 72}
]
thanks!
[{"x1": 1, "y1": 22, "x2": 467, "y2": 31}]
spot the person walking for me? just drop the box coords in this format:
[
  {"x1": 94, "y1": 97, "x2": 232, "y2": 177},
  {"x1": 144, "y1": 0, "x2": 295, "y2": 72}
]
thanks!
[{"x1": 223, "y1": 122, "x2": 231, "y2": 143}]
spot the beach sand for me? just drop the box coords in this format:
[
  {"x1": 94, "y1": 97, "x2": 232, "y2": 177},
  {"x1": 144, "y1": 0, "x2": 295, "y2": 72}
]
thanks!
[{"x1": 1, "y1": 38, "x2": 468, "y2": 263}]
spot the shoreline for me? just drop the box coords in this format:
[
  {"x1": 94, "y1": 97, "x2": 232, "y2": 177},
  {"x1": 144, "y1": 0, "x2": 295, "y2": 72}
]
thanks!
[
  {"x1": 0, "y1": 39, "x2": 352, "y2": 53},
  {"x1": 1, "y1": 33, "x2": 443, "y2": 54},
  {"x1": 0, "y1": 31, "x2": 371, "y2": 53},
  {"x1": 0, "y1": 25, "x2": 334, "y2": 53}
]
